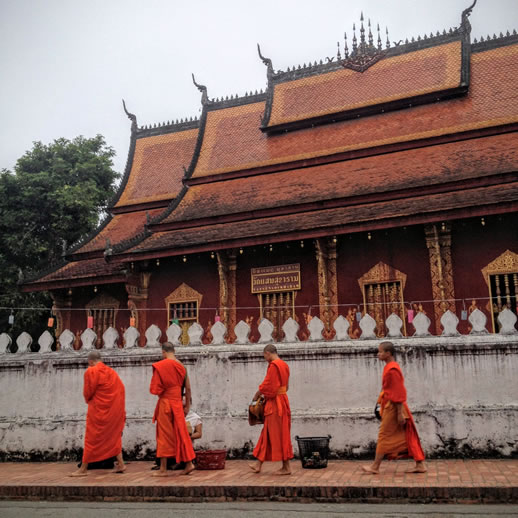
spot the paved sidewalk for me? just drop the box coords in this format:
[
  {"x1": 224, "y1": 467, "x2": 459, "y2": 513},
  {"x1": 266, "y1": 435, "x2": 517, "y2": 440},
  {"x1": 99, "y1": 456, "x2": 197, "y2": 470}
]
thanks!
[{"x1": 0, "y1": 460, "x2": 517, "y2": 503}]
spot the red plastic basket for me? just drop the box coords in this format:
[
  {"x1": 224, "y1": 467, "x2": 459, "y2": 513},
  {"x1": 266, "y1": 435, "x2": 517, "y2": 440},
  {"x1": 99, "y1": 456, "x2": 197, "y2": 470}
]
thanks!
[{"x1": 195, "y1": 449, "x2": 227, "y2": 470}]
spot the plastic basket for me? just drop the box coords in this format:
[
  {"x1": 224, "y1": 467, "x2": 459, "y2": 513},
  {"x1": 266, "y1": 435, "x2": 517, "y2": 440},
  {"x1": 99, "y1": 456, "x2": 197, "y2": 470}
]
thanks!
[
  {"x1": 295, "y1": 435, "x2": 331, "y2": 469},
  {"x1": 194, "y1": 449, "x2": 227, "y2": 470}
]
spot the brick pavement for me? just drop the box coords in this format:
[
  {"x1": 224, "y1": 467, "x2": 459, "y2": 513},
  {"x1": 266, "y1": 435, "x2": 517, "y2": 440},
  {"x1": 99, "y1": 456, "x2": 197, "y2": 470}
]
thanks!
[{"x1": 0, "y1": 459, "x2": 517, "y2": 503}]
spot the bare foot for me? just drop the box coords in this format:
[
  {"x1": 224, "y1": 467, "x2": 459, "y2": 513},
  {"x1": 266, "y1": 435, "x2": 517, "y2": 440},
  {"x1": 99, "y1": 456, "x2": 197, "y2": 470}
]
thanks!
[
  {"x1": 69, "y1": 470, "x2": 88, "y2": 477},
  {"x1": 405, "y1": 466, "x2": 427, "y2": 473},
  {"x1": 361, "y1": 465, "x2": 380, "y2": 474},
  {"x1": 248, "y1": 463, "x2": 261, "y2": 473},
  {"x1": 151, "y1": 471, "x2": 169, "y2": 477},
  {"x1": 182, "y1": 463, "x2": 195, "y2": 476},
  {"x1": 112, "y1": 464, "x2": 126, "y2": 474},
  {"x1": 274, "y1": 468, "x2": 291, "y2": 476}
]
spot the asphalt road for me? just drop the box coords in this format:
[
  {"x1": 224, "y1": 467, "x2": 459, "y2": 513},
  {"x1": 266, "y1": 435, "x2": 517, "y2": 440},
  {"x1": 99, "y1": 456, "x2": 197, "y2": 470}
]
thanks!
[{"x1": 0, "y1": 501, "x2": 516, "y2": 517}]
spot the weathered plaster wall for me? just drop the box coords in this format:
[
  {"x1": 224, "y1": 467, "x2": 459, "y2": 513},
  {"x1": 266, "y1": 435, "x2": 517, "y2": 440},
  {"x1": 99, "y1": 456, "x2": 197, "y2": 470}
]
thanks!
[{"x1": 0, "y1": 337, "x2": 517, "y2": 461}]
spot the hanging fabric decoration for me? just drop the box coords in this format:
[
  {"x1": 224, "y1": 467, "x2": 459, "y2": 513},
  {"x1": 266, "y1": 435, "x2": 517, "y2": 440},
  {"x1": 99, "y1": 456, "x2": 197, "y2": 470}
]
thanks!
[
  {"x1": 47, "y1": 317, "x2": 55, "y2": 327},
  {"x1": 407, "y1": 309, "x2": 414, "y2": 323},
  {"x1": 8, "y1": 311, "x2": 14, "y2": 325},
  {"x1": 356, "y1": 311, "x2": 362, "y2": 322},
  {"x1": 87, "y1": 315, "x2": 94, "y2": 329},
  {"x1": 129, "y1": 317, "x2": 136, "y2": 327}
]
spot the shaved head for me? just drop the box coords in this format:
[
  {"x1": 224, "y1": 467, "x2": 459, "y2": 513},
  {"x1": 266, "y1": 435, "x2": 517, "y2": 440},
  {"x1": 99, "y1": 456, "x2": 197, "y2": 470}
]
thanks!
[
  {"x1": 162, "y1": 342, "x2": 175, "y2": 353},
  {"x1": 87, "y1": 350, "x2": 101, "y2": 362},
  {"x1": 379, "y1": 341, "x2": 395, "y2": 356},
  {"x1": 263, "y1": 344, "x2": 277, "y2": 354}
]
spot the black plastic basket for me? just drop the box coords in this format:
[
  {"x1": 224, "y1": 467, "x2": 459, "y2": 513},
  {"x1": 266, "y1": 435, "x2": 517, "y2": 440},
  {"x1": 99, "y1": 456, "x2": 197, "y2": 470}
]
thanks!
[{"x1": 295, "y1": 435, "x2": 331, "y2": 469}]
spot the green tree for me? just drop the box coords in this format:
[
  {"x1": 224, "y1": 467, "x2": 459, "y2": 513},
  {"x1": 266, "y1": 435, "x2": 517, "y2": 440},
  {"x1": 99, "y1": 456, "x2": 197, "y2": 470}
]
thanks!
[{"x1": 0, "y1": 135, "x2": 120, "y2": 340}]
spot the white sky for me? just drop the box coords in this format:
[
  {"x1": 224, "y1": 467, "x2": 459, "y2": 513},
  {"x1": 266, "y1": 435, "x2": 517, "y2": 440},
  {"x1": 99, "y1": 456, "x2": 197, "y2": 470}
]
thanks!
[{"x1": 1, "y1": 0, "x2": 517, "y2": 174}]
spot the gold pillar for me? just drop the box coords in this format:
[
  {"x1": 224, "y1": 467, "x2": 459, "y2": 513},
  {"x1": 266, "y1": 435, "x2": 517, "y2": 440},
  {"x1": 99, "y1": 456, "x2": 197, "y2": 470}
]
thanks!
[
  {"x1": 125, "y1": 270, "x2": 151, "y2": 346},
  {"x1": 315, "y1": 238, "x2": 338, "y2": 329},
  {"x1": 425, "y1": 223, "x2": 456, "y2": 335},
  {"x1": 217, "y1": 250, "x2": 237, "y2": 340}
]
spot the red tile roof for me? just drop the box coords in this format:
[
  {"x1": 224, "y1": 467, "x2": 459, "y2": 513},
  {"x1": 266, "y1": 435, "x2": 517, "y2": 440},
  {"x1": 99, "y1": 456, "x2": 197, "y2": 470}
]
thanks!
[
  {"x1": 124, "y1": 182, "x2": 518, "y2": 255},
  {"x1": 267, "y1": 41, "x2": 462, "y2": 128},
  {"x1": 190, "y1": 43, "x2": 518, "y2": 179},
  {"x1": 23, "y1": 258, "x2": 126, "y2": 291},
  {"x1": 74, "y1": 208, "x2": 164, "y2": 255},
  {"x1": 162, "y1": 132, "x2": 518, "y2": 225},
  {"x1": 115, "y1": 128, "x2": 198, "y2": 207}
]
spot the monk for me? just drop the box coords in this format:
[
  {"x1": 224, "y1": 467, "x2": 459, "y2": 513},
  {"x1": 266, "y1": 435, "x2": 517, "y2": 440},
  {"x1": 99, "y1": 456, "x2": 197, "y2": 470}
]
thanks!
[
  {"x1": 249, "y1": 344, "x2": 293, "y2": 475},
  {"x1": 150, "y1": 342, "x2": 195, "y2": 476},
  {"x1": 71, "y1": 350, "x2": 126, "y2": 476},
  {"x1": 363, "y1": 341, "x2": 426, "y2": 474}
]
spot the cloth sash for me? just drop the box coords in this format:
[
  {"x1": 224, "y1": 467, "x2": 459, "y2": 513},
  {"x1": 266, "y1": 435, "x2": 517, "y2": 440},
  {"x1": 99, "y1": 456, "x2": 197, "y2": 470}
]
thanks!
[
  {"x1": 152, "y1": 386, "x2": 182, "y2": 423},
  {"x1": 161, "y1": 386, "x2": 182, "y2": 401},
  {"x1": 276, "y1": 386, "x2": 287, "y2": 416}
]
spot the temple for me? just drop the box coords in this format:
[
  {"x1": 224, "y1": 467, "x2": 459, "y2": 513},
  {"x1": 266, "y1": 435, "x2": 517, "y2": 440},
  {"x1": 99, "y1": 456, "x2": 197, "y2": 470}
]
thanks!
[{"x1": 22, "y1": 2, "x2": 518, "y2": 345}]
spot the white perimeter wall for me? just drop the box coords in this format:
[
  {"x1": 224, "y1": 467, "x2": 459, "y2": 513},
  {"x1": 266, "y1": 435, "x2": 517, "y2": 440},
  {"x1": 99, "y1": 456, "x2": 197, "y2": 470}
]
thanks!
[{"x1": 0, "y1": 335, "x2": 517, "y2": 460}]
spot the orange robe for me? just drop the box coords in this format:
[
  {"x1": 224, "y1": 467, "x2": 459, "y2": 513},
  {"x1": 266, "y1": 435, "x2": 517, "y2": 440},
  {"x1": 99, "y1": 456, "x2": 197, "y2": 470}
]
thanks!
[
  {"x1": 376, "y1": 361, "x2": 425, "y2": 461},
  {"x1": 253, "y1": 358, "x2": 294, "y2": 462},
  {"x1": 82, "y1": 362, "x2": 126, "y2": 464},
  {"x1": 150, "y1": 358, "x2": 195, "y2": 462}
]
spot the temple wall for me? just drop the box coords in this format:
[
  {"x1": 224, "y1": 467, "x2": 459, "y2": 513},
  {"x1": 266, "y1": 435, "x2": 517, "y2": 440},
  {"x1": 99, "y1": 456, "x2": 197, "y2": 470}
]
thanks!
[{"x1": 0, "y1": 336, "x2": 517, "y2": 461}]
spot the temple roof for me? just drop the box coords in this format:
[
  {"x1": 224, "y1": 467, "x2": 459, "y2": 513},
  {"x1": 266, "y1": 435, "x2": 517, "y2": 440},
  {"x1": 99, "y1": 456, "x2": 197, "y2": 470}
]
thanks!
[
  {"x1": 115, "y1": 182, "x2": 518, "y2": 260},
  {"x1": 158, "y1": 132, "x2": 518, "y2": 228},
  {"x1": 21, "y1": 258, "x2": 127, "y2": 292},
  {"x1": 187, "y1": 42, "x2": 518, "y2": 181},
  {"x1": 114, "y1": 125, "x2": 199, "y2": 210}
]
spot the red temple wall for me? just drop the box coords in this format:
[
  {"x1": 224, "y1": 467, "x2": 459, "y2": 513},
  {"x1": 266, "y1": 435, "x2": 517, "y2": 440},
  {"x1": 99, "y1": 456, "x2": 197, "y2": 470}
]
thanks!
[
  {"x1": 451, "y1": 213, "x2": 518, "y2": 332},
  {"x1": 145, "y1": 254, "x2": 219, "y2": 332},
  {"x1": 235, "y1": 242, "x2": 319, "y2": 340},
  {"x1": 336, "y1": 225, "x2": 435, "y2": 332}
]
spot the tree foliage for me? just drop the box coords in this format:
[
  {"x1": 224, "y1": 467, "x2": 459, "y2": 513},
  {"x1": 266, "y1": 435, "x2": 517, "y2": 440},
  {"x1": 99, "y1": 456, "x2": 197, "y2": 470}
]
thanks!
[{"x1": 0, "y1": 135, "x2": 120, "y2": 338}]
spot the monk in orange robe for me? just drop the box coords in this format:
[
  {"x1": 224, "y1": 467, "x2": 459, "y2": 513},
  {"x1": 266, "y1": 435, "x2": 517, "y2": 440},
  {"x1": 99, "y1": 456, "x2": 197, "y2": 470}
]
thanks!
[
  {"x1": 249, "y1": 344, "x2": 293, "y2": 475},
  {"x1": 71, "y1": 350, "x2": 126, "y2": 476},
  {"x1": 150, "y1": 342, "x2": 195, "y2": 476},
  {"x1": 363, "y1": 341, "x2": 426, "y2": 474}
]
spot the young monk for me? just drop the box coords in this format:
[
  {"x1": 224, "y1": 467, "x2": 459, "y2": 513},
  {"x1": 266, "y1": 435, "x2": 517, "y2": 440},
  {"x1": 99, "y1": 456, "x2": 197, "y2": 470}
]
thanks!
[
  {"x1": 249, "y1": 344, "x2": 293, "y2": 475},
  {"x1": 150, "y1": 342, "x2": 195, "y2": 476},
  {"x1": 363, "y1": 341, "x2": 426, "y2": 474},
  {"x1": 70, "y1": 350, "x2": 126, "y2": 477}
]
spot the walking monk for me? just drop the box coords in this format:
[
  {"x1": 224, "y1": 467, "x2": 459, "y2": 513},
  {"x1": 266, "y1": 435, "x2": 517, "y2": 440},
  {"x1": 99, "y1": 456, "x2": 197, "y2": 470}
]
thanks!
[
  {"x1": 150, "y1": 342, "x2": 195, "y2": 476},
  {"x1": 71, "y1": 350, "x2": 126, "y2": 476},
  {"x1": 249, "y1": 344, "x2": 293, "y2": 475},
  {"x1": 363, "y1": 341, "x2": 426, "y2": 474}
]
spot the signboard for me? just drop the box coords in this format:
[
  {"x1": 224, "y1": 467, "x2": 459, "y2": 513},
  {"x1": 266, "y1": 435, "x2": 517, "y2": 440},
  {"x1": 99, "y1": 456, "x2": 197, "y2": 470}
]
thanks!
[{"x1": 251, "y1": 263, "x2": 301, "y2": 294}]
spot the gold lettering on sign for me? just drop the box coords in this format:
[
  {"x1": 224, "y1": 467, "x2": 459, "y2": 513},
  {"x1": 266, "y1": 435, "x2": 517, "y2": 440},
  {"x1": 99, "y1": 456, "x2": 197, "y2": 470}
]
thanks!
[{"x1": 251, "y1": 264, "x2": 301, "y2": 294}]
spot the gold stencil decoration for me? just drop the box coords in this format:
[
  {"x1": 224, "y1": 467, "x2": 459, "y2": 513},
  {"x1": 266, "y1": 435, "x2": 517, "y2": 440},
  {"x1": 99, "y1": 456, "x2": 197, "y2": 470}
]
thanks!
[{"x1": 481, "y1": 250, "x2": 518, "y2": 286}]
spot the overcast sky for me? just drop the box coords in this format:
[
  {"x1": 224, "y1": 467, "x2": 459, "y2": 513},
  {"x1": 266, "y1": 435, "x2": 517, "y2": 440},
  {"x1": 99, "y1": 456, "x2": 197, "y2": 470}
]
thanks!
[{"x1": 1, "y1": 0, "x2": 517, "y2": 174}]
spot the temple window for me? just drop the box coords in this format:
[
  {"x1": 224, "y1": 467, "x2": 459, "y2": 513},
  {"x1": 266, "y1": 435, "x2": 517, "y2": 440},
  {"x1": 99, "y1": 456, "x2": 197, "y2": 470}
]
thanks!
[
  {"x1": 85, "y1": 293, "x2": 120, "y2": 347},
  {"x1": 165, "y1": 283, "x2": 203, "y2": 345},
  {"x1": 358, "y1": 262, "x2": 407, "y2": 337},
  {"x1": 481, "y1": 250, "x2": 518, "y2": 332}
]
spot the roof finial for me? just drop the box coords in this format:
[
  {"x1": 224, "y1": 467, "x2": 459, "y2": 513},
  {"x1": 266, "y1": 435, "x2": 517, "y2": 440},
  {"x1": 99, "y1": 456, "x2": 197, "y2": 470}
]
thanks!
[
  {"x1": 359, "y1": 12, "x2": 366, "y2": 51},
  {"x1": 377, "y1": 23, "x2": 382, "y2": 50},
  {"x1": 122, "y1": 99, "x2": 137, "y2": 131},
  {"x1": 461, "y1": 0, "x2": 477, "y2": 35},
  {"x1": 191, "y1": 73, "x2": 208, "y2": 105},
  {"x1": 386, "y1": 26, "x2": 390, "y2": 48},
  {"x1": 368, "y1": 18, "x2": 373, "y2": 47},
  {"x1": 257, "y1": 43, "x2": 274, "y2": 79},
  {"x1": 352, "y1": 23, "x2": 358, "y2": 53},
  {"x1": 336, "y1": 41, "x2": 341, "y2": 60},
  {"x1": 344, "y1": 32, "x2": 349, "y2": 58}
]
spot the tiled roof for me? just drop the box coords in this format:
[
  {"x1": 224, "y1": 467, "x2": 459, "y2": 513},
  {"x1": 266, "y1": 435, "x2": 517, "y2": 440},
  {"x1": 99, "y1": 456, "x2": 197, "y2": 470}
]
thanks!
[
  {"x1": 190, "y1": 43, "x2": 518, "y2": 179},
  {"x1": 74, "y1": 207, "x2": 164, "y2": 255},
  {"x1": 161, "y1": 132, "x2": 518, "y2": 225},
  {"x1": 125, "y1": 182, "x2": 518, "y2": 255},
  {"x1": 267, "y1": 41, "x2": 462, "y2": 128},
  {"x1": 23, "y1": 258, "x2": 126, "y2": 290},
  {"x1": 115, "y1": 128, "x2": 198, "y2": 207}
]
